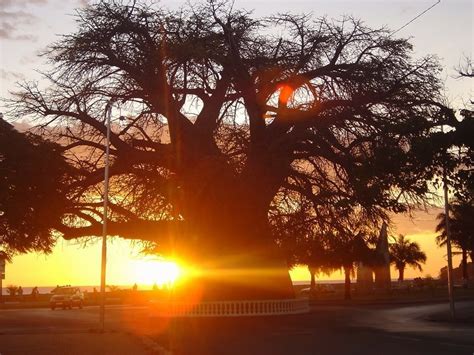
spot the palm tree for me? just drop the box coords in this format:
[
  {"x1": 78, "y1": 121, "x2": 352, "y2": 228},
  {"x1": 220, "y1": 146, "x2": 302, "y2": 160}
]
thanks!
[
  {"x1": 299, "y1": 234, "x2": 337, "y2": 292},
  {"x1": 330, "y1": 232, "x2": 372, "y2": 300},
  {"x1": 436, "y1": 200, "x2": 474, "y2": 286},
  {"x1": 389, "y1": 234, "x2": 427, "y2": 281},
  {"x1": 307, "y1": 264, "x2": 337, "y2": 292}
]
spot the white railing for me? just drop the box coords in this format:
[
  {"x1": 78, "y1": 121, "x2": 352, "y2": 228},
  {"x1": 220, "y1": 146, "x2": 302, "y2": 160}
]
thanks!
[{"x1": 149, "y1": 298, "x2": 309, "y2": 317}]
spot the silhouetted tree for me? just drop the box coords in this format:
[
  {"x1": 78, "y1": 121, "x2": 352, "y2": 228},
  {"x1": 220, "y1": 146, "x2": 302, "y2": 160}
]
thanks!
[
  {"x1": 299, "y1": 234, "x2": 338, "y2": 292},
  {"x1": 325, "y1": 211, "x2": 376, "y2": 300},
  {"x1": 0, "y1": 119, "x2": 73, "y2": 258},
  {"x1": 389, "y1": 234, "x2": 426, "y2": 282},
  {"x1": 6, "y1": 285, "x2": 18, "y2": 296},
  {"x1": 283, "y1": 205, "x2": 376, "y2": 299},
  {"x1": 436, "y1": 199, "x2": 474, "y2": 286},
  {"x1": 329, "y1": 232, "x2": 372, "y2": 300},
  {"x1": 6, "y1": 1, "x2": 466, "y2": 299}
]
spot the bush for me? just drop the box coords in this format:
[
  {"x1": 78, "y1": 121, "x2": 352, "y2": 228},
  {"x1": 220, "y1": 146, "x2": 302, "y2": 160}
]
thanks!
[{"x1": 6, "y1": 285, "x2": 18, "y2": 296}]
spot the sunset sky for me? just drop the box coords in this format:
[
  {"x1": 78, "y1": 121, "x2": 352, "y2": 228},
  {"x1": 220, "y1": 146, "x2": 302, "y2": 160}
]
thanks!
[{"x1": 0, "y1": 0, "x2": 471, "y2": 288}]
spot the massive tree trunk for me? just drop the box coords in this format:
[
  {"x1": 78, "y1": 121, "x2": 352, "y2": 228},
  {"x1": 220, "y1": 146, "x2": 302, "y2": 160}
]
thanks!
[
  {"x1": 172, "y1": 218, "x2": 295, "y2": 301},
  {"x1": 343, "y1": 265, "x2": 352, "y2": 300},
  {"x1": 461, "y1": 248, "x2": 468, "y2": 289},
  {"x1": 170, "y1": 160, "x2": 295, "y2": 301}
]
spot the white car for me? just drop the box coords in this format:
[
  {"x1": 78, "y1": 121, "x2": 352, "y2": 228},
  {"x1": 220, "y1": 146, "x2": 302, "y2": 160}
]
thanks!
[{"x1": 50, "y1": 287, "x2": 84, "y2": 310}]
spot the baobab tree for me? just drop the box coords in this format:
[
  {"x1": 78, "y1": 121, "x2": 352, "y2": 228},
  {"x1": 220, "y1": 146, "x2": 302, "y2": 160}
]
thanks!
[{"x1": 7, "y1": 1, "x2": 463, "y2": 300}]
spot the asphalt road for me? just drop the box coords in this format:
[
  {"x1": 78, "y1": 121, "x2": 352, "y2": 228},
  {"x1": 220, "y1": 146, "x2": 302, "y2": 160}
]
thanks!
[{"x1": 1, "y1": 301, "x2": 473, "y2": 354}]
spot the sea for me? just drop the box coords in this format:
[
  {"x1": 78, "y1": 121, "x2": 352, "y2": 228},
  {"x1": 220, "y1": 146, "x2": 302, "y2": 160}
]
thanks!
[
  {"x1": 1, "y1": 280, "x2": 348, "y2": 295},
  {"x1": 1, "y1": 285, "x2": 134, "y2": 295},
  {"x1": 1, "y1": 279, "x2": 415, "y2": 295}
]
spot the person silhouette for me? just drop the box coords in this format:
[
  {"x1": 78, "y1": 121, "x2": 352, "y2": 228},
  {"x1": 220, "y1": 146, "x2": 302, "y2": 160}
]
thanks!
[
  {"x1": 31, "y1": 286, "x2": 39, "y2": 300},
  {"x1": 132, "y1": 283, "x2": 138, "y2": 291}
]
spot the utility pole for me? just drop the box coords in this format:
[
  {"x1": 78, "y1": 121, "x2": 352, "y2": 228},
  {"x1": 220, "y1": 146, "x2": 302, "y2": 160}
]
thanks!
[
  {"x1": 99, "y1": 104, "x2": 112, "y2": 331},
  {"x1": 0, "y1": 257, "x2": 4, "y2": 305},
  {"x1": 443, "y1": 166, "x2": 456, "y2": 320}
]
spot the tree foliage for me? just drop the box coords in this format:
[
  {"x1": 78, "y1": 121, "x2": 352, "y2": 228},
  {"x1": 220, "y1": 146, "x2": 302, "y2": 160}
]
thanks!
[
  {"x1": 6, "y1": 1, "x2": 469, "y2": 266},
  {"x1": 389, "y1": 234, "x2": 426, "y2": 281},
  {"x1": 436, "y1": 198, "x2": 474, "y2": 283},
  {"x1": 0, "y1": 119, "x2": 73, "y2": 257},
  {"x1": 281, "y1": 206, "x2": 377, "y2": 298}
]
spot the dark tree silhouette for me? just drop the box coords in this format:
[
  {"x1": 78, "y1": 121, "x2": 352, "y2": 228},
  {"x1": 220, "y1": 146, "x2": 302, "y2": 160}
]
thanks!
[
  {"x1": 280, "y1": 205, "x2": 377, "y2": 300},
  {"x1": 6, "y1": 1, "x2": 465, "y2": 299},
  {"x1": 389, "y1": 234, "x2": 426, "y2": 282},
  {"x1": 436, "y1": 199, "x2": 474, "y2": 286},
  {"x1": 329, "y1": 231, "x2": 373, "y2": 300},
  {"x1": 324, "y1": 210, "x2": 376, "y2": 300},
  {"x1": 0, "y1": 119, "x2": 73, "y2": 257},
  {"x1": 295, "y1": 233, "x2": 337, "y2": 293}
]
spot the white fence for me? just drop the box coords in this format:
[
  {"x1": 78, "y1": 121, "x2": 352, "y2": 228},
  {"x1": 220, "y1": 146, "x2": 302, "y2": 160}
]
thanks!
[{"x1": 150, "y1": 298, "x2": 310, "y2": 317}]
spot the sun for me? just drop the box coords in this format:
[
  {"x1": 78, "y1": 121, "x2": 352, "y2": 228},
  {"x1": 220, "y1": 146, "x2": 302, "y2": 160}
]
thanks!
[{"x1": 132, "y1": 259, "x2": 181, "y2": 288}]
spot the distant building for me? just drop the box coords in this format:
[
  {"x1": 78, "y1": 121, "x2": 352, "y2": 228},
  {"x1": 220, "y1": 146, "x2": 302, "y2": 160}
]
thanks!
[
  {"x1": 374, "y1": 222, "x2": 391, "y2": 291},
  {"x1": 356, "y1": 261, "x2": 373, "y2": 294},
  {"x1": 439, "y1": 262, "x2": 473, "y2": 282},
  {"x1": 356, "y1": 222, "x2": 391, "y2": 294}
]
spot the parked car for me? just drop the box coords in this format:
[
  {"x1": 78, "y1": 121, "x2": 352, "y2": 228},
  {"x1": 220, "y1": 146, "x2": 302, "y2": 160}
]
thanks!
[
  {"x1": 300, "y1": 284, "x2": 336, "y2": 296},
  {"x1": 50, "y1": 286, "x2": 84, "y2": 310}
]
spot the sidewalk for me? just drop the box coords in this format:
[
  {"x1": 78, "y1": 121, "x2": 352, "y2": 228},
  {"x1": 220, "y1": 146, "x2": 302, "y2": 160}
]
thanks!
[
  {"x1": 0, "y1": 331, "x2": 150, "y2": 355},
  {"x1": 424, "y1": 301, "x2": 474, "y2": 323},
  {"x1": 351, "y1": 300, "x2": 474, "y2": 347}
]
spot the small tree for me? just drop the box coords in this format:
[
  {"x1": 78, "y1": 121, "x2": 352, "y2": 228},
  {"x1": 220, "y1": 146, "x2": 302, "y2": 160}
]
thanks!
[
  {"x1": 285, "y1": 205, "x2": 376, "y2": 300},
  {"x1": 389, "y1": 234, "x2": 426, "y2": 282},
  {"x1": 436, "y1": 199, "x2": 474, "y2": 287},
  {"x1": 107, "y1": 285, "x2": 121, "y2": 292},
  {"x1": 326, "y1": 214, "x2": 376, "y2": 300},
  {"x1": 302, "y1": 236, "x2": 338, "y2": 292},
  {"x1": 6, "y1": 285, "x2": 18, "y2": 296}
]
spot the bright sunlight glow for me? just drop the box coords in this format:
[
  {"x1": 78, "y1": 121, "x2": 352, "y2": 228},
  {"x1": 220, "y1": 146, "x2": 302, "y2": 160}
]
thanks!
[{"x1": 131, "y1": 259, "x2": 181, "y2": 288}]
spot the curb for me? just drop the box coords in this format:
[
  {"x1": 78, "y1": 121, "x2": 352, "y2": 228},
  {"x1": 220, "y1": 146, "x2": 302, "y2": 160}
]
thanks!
[
  {"x1": 139, "y1": 335, "x2": 171, "y2": 355},
  {"x1": 308, "y1": 295, "x2": 474, "y2": 307}
]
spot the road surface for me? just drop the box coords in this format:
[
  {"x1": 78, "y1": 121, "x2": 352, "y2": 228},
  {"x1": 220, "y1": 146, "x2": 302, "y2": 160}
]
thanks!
[{"x1": 0, "y1": 301, "x2": 473, "y2": 354}]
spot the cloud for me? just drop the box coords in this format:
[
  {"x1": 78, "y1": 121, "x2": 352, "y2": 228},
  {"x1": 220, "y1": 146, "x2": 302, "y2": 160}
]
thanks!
[
  {"x1": 0, "y1": 69, "x2": 25, "y2": 81},
  {"x1": 0, "y1": 0, "x2": 48, "y2": 7},
  {"x1": 0, "y1": 9, "x2": 39, "y2": 41},
  {"x1": 76, "y1": 0, "x2": 89, "y2": 7},
  {"x1": 20, "y1": 53, "x2": 41, "y2": 65},
  {"x1": 0, "y1": 10, "x2": 36, "y2": 23}
]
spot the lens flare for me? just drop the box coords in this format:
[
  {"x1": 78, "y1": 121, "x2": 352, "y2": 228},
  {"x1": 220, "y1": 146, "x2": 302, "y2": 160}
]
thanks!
[
  {"x1": 279, "y1": 84, "x2": 294, "y2": 105},
  {"x1": 132, "y1": 259, "x2": 181, "y2": 287}
]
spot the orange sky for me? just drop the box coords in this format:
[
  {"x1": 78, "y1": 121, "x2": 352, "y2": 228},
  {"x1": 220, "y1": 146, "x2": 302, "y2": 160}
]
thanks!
[{"x1": 3, "y1": 207, "x2": 459, "y2": 288}]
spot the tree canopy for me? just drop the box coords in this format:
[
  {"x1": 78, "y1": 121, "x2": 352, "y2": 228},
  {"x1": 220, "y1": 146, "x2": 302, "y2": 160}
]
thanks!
[
  {"x1": 436, "y1": 198, "x2": 474, "y2": 284},
  {"x1": 5, "y1": 1, "x2": 472, "y2": 298},
  {"x1": 0, "y1": 119, "x2": 73, "y2": 257},
  {"x1": 389, "y1": 234, "x2": 426, "y2": 282}
]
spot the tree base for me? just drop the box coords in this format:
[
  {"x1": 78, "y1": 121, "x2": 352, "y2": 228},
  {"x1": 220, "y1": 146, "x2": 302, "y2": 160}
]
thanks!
[
  {"x1": 150, "y1": 298, "x2": 309, "y2": 318},
  {"x1": 172, "y1": 265, "x2": 295, "y2": 302}
]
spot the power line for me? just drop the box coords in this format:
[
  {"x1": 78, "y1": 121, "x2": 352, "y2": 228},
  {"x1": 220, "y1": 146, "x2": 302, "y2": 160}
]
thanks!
[{"x1": 392, "y1": 0, "x2": 441, "y2": 35}]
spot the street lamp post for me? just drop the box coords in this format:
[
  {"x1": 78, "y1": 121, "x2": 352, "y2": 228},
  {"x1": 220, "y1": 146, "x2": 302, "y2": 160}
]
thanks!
[
  {"x1": 99, "y1": 104, "x2": 112, "y2": 331},
  {"x1": 443, "y1": 168, "x2": 456, "y2": 320}
]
